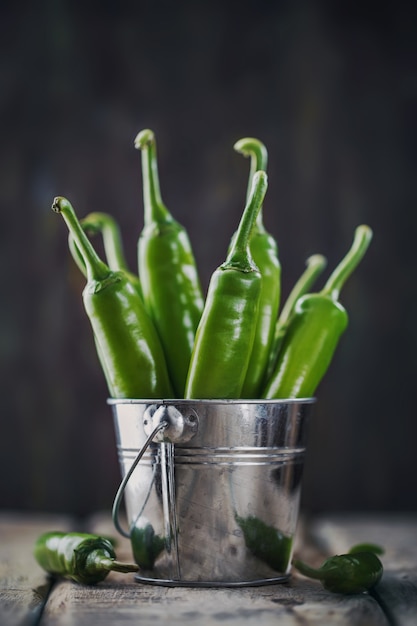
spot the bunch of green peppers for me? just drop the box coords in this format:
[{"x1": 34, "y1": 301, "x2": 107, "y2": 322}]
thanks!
[
  {"x1": 53, "y1": 131, "x2": 373, "y2": 401},
  {"x1": 47, "y1": 133, "x2": 375, "y2": 589}
]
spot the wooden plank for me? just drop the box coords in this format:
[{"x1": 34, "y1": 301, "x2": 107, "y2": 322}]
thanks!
[
  {"x1": 307, "y1": 513, "x2": 417, "y2": 626},
  {"x1": 40, "y1": 513, "x2": 388, "y2": 626},
  {"x1": 42, "y1": 579, "x2": 389, "y2": 626},
  {"x1": 0, "y1": 512, "x2": 72, "y2": 626}
]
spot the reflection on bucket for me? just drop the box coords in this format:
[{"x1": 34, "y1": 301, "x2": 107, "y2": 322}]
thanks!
[{"x1": 110, "y1": 398, "x2": 314, "y2": 587}]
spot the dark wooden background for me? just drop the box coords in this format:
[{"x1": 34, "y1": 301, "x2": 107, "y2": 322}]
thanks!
[{"x1": 1, "y1": 0, "x2": 416, "y2": 517}]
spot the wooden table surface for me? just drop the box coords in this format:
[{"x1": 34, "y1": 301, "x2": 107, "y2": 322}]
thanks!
[{"x1": 1, "y1": 511, "x2": 416, "y2": 626}]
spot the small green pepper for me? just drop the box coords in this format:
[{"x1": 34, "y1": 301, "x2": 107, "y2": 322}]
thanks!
[
  {"x1": 136, "y1": 129, "x2": 204, "y2": 397},
  {"x1": 34, "y1": 531, "x2": 138, "y2": 585},
  {"x1": 263, "y1": 225, "x2": 373, "y2": 399},
  {"x1": 185, "y1": 171, "x2": 268, "y2": 399},
  {"x1": 53, "y1": 196, "x2": 173, "y2": 399},
  {"x1": 234, "y1": 137, "x2": 281, "y2": 398},
  {"x1": 293, "y1": 550, "x2": 383, "y2": 594}
]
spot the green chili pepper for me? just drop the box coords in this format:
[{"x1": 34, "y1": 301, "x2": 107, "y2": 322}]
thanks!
[
  {"x1": 262, "y1": 225, "x2": 373, "y2": 399},
  {"x1": 266, "y1": 254, "x2": 327, "y2": 380},
  {"x1": 53, "y1": 196, "x2": 174, "y2": 399},
  {"x1": 68, "y1": 212, "x2": 142, "y2": 298},
  {"x1": 185, "y1": 171, "x2": 268, "y2": 399},
  {"x1": 34, "y1": 531, "x2": 139, "y2": 585},
  {"x1": 292, "y1": 550, "x2": 383, "y2": 594},
  {"x1": 135, "y1": 129, "x2": 204, "y2": 397},
  {"x1": 67, "y1": 229, "x2": 119, "y2": 394},
  {"x1": 233, "y1": 138, "x2": 281, "y2": 398},
  {"x1": 235, "y1": 514, "x2": 293, "y2": 572}
]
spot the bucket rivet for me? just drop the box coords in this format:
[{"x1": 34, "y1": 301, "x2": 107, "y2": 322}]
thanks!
[{"x1": 142, "y1": 404, "x2": 199, "y2": 443}]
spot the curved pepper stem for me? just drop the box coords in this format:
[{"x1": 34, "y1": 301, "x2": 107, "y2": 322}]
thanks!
[
  {"x1": 67, "y1": 213, "x2": 142, "y2": 298},
  {"x1": 222, "y1": 170, "x2": 268, "y2": 273},
  {"x1": 134, "y1": 129, "x2": 171, "y2": 225},
  {"x1": 292, "y1": 559, "x2": 325, "y2": 581},
  {"x1": 321, "y1": 225, "x2": 373, "y2": 301},
  {"x1": 234, "y1": 137, "x2": 268, "y2": 230},
  {"x1": 234, "y1": 137, "x2": 268, "y2": 201},
  {"x1": 52, "y1": 197, "x2": 110, "y2": 282},
  {"x1": 81, "y1": 212, "x2": 129, "y2": 273}
]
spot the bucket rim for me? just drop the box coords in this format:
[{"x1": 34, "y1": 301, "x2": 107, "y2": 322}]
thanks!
[{"x1": 107, "y1": 397, "x2": 316, "y2": 406}]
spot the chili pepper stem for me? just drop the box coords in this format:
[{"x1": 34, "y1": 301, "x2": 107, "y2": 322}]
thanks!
[
  {"x1": 134, "y1": 129, "x2": 170, "y2": 225},
  {"x1": 292, "y1": 559, "x2": 325, "y2": 580},
  {"x1": 321, "y1": 225, "x2": 373, "y2": 301},
  {"x1": 52, "y1": 197, "x2": 110, "y2": 282},
  {"x1": 234, "y1": 137, "x2": 268, "y2": 209},
  {"x1": 96, "y1": 557, "x2": 139, "y2": 574},
  {"x1": 223, "y1": 170, "x2": 268, "y2": 272},
  {"x1": 68, "y1": 233, "x2": 87, "y2": 278},
  {"x1": 82, "y1": 212, "x2": 129, "y2": 272}
]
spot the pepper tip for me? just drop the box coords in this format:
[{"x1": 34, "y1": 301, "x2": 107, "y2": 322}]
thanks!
[
  {"x1": 52, "y1": 196, "x2": 69, "y2": 214},
  {"x1": 233, "y1": 137, "x2": 265, "y2": 154},
  {"x1": 356, "y1": 224, "x2": 373, "y2": 242},
  {"x1": 306, "y1": 254, "x2": 327, "y2": 269},
  {"x1": 252, "y1": 169, "x2": 268, "y2": 187},
  {"x1": 134, "y1": 129, "x2": 155, "y2": 150},
  {"x1": 233, "y1": 137, "x2": 268, "y2": 164}
]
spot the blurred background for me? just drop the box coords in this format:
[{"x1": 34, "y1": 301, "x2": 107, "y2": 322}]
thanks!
[{"x1": 1, "y1": 0, "x2": 416, "y2": 518}]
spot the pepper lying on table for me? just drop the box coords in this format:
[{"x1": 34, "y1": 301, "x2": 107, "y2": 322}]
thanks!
[
  {"x1": 33, "y1": 530, "x2": 384, "y2": 593},
  {"x1": 293, "y1": 543, "x2": 384, "y2": 594},
  {"x1": 34, "y1": 531, "x2": 138, "y2": 585}
]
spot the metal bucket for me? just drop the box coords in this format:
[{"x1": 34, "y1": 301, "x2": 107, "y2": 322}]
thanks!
[{"x1": 110, "y1": 398, "x2": 314, "y2": 587}]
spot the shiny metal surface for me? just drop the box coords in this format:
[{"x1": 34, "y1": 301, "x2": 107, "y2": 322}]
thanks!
[{"x1": 109, "y1": 399, "x2": 314, "y2": 587}]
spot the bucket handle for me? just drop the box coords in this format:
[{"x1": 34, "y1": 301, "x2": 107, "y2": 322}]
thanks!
[{"x1": 112, "y1": 418, "x2": 169, "y2": 538}]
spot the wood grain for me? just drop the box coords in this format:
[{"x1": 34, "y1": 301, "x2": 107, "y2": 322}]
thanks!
[
  {"x1": 40, "y1": 512, "x2": 388, "y2": 626},
  {"x1": 4, "y1": 512, "x2": 416, "y2": 625},
  {"x1": 308, "y1": 513, "x2": 417, "y2": 626},
  {"x1": 0, "y1": 512, "x2": 72, "y2": 626}
]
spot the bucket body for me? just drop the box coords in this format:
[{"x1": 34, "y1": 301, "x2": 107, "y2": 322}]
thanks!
[{"x1": 110, "y1": 398, "x2": 314, "y2": 587}]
